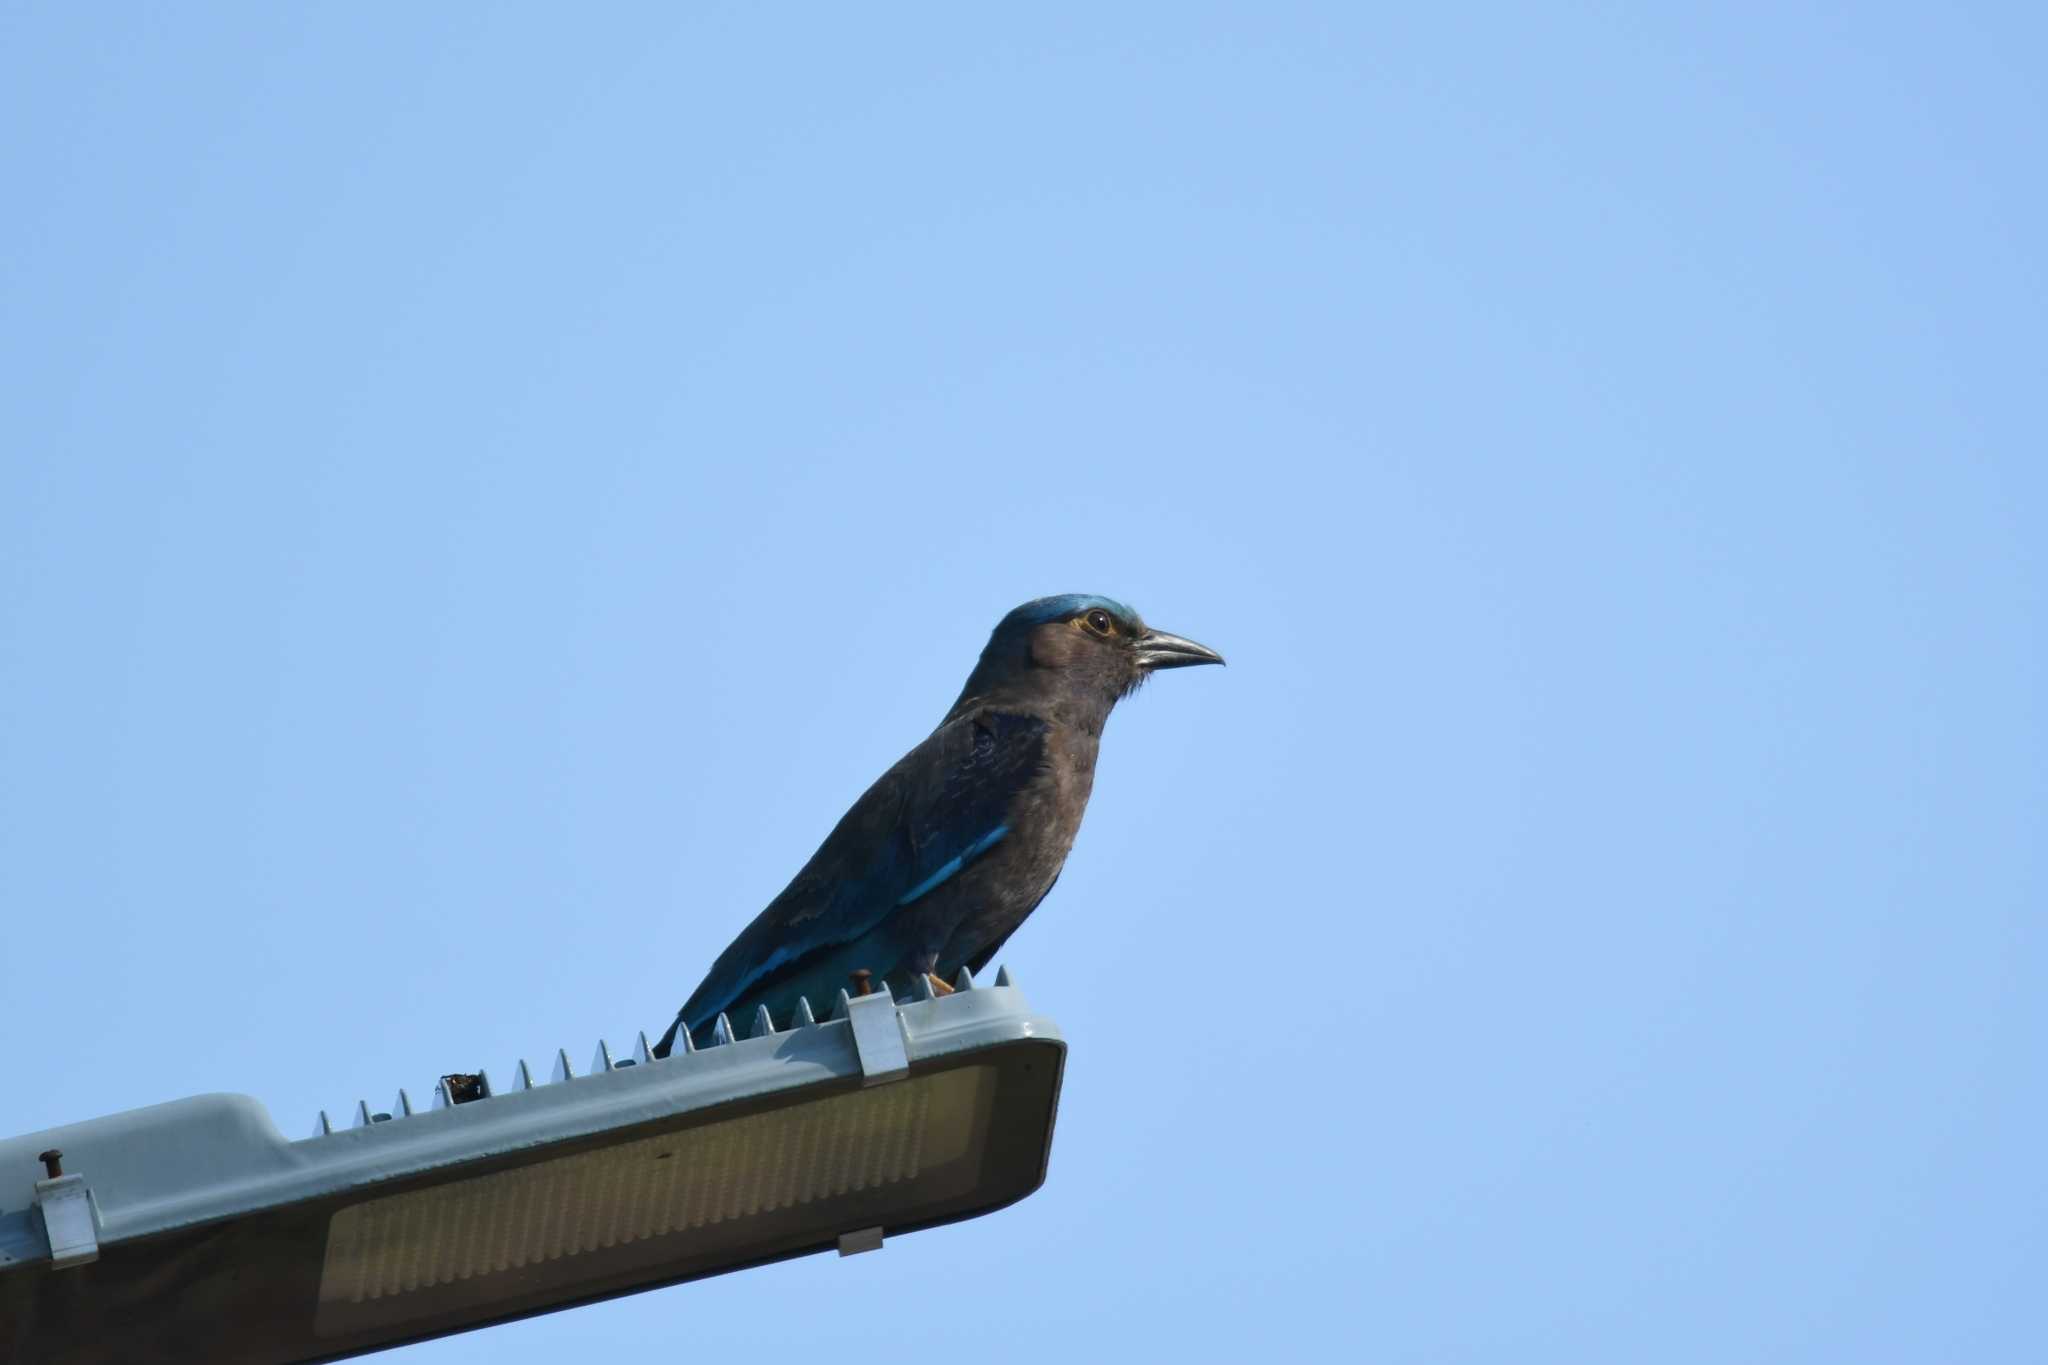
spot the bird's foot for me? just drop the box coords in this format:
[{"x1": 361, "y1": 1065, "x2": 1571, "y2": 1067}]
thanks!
[{"x1": 924, "y1": 972, "x2": 956, "y2": 997}]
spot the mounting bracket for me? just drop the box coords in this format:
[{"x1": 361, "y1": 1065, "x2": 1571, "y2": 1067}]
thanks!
[{"x1": 34, "y1": 1173, "x2": 99, "y2": 1269}]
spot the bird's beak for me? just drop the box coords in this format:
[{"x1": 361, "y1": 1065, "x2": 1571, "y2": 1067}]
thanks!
[{"x1": 1134, "y1": 628, "x2": 1225, "y2": 670}]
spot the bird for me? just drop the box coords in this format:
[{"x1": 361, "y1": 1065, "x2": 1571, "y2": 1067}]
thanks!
[{"x1": 651, "y1": 594, "x2": 1222, "y2": 1057}]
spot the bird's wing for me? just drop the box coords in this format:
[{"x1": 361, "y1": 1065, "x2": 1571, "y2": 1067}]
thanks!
[{"x1": 672, "y1": 710, "x2": 1048, "y2": 1034}]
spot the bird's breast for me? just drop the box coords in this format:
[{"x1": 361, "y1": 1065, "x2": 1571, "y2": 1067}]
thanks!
[{"x1": 968, "y1": 727, "x2": 1098, "y2": 906}]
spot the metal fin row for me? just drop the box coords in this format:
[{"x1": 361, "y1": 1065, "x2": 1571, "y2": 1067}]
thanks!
[{"x1": 308, "y1": 964, "x2": 1019, "y2": 1138}]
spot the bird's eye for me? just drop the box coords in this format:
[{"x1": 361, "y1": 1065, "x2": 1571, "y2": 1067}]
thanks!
[{"x1": 1083, "y1": 609, "x2": 1116, "y2": 636}]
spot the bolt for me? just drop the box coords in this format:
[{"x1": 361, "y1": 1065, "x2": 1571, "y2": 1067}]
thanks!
[
  {"x1": 849, "y1": 969, "x2": 873, "y2": 997},
  {"x1": 38, "y1": 1149, "x2": 63, "y2": 1179}
]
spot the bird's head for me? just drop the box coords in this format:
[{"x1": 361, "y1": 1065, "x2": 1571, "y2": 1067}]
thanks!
[{"x1": 951, "y1": 594, "x2": 1223, "y2": 723}]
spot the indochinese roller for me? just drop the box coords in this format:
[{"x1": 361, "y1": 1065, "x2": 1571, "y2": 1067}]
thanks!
[{"x1": 652, "y1": 594, "x2": 1222, "y2": 1057}]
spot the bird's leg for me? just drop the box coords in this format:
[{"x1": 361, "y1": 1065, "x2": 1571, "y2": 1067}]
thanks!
[{"x1": 924, "y1": 973, "x2": 955, "y2": 996}]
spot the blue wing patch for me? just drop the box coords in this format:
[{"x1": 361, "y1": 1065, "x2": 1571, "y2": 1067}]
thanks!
[
  {"x1": 715, "y1": 943, "x2": 800, "y2": 1010},
  {"x1": 897, "y1": 823, "x2": 1009, "y2": 905},
  {"x1": 681, "y1": 819, "x2": 1001, "y2": 1010}
]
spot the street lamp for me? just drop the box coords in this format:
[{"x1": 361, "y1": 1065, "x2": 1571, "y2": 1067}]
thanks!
[{"x1": 2, "y1": 971, "x2": 1064, "y2": 1364}]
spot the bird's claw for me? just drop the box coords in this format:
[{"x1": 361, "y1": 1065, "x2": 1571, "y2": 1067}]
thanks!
[{"x1": 925, "y1": 972, "x2": 956, "y2": 997}]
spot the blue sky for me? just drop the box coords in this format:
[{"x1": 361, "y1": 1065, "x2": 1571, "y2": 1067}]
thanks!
[{"x1": 3, "y1": 5, "x2": 2042, "y2": 1361}]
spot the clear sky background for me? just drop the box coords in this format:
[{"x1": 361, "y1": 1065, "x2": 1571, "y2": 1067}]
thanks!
[{"x1": 3, "y1": 6, "x2": 2042, "y2": 1362}]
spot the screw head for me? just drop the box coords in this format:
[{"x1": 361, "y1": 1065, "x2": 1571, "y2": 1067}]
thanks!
[{"x1": 37, "y1": 1149, "x2": 63, "y2": 1178}]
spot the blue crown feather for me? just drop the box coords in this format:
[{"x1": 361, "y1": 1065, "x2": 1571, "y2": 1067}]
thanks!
[{"x1": 1000, "y1": 594, "x2": 1140, "y2": 631}]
